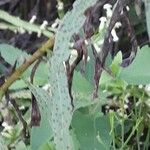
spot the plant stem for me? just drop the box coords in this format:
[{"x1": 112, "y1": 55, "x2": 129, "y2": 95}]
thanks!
[
  {"x1": 121, "y1": 94, "x2": 125, "y2": 149},
  {"x1": 0, "y1": 37, "x2": 54, "y2": 100},
  {"x1": 0, "y1": 9, "x2": 53, "y2": 37},
  {"x1": 121, "y1": 118, "x2": 143, "y2": 149}
]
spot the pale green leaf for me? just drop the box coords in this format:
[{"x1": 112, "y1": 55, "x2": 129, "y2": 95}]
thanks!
[
  {"x1": 110, "y1": 51, "x2": 122, "y2": 76},
  {"x1": 72, "y1": 111, "x2": 112, "y2": 150},
  {"x1": 120, "y1": 45, "x2": 150, "y2": 84},
  {"x1": 0, "y1": 135, "x2": 8, "y2": 150},
  {"x1": 0, "y1": 43, "x2": 28, "y2": 65},
  {"x1": 25, "y1": 82, "x2": 52, "y2": 150}
]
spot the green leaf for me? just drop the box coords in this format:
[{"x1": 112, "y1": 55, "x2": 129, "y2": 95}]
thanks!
[
  {"x1": 15, "y1": 141, "x2": 27, "y2": 150},
  {"x1": 73, "y1": 71, "x2": 93, "y2": 94},
  {"x1": 144, "y1": 0, "x2": 150, "y2": 40},
  {"x1": 72, "y1": 111, "x2": 112, "y2": 150},
  {"x1": 73, "y1": 71, "x2": 107, "y2": 110},
  {"x1": 9, "y1": 61, "x2": 48, "y2": 90},
  {"x1": 0, "y1": 135, "x2": 8, "y2": 150},
  {"x1": 120, "y1": 45, "x2": 150, "y2": 84},
  {"x1": 110, "y1": 51, "x2": 122, "y2": 76},
  {"x1": 25, "y1": 82, "x2": 52, "y2": 150},
  {"x1": 38, "y1": 141, "x2": 55, "y2": 150},
  {"x1": 0, "y1": 43, "x2": 28, "y2": 65}
]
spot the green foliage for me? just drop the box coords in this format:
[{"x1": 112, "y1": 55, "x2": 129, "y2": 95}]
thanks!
[
  {"x1": 0, "y1": 135, "x2": 7, "y2": 150},
  {"x1": 1, "y1": 0, "x2": 150, "y2": 150},
  {"x1": 120, "y1": 45, "x2": 150, "y2": 84},
  {"x1": 110, "y1": 51, "x2": 122, "y2": 77},
  {"x1": 25, "y1": 82, "x2": 52, "y2": 150},
  {"x1": 0, "y1": 44, "x2": 48, "y2": 89},
  {"x1": 0, "y1": 44, "x2": 28, "y2": 65},
  {"x1": 72, "y1": 111, "x2": 112, "y2": 150}
]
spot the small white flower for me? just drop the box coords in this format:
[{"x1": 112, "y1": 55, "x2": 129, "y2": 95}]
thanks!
[
  {"x1": 105, "y1": 105, "x2": 110, "y2": 109},
  {"x1": 145, "y1": 84, "x2": 150, "y2": 92},
  {"x1": 42, "y1": 84, "x2": 51, "y2": 91},
  {"x1": 71, "y1": 49, "x2": 77, "y2": 56},
  {"x1": 103, "y1": 90, "x2": 107, "y2": 93},
  {"x1": 87, "y1": 56, "x2": 90, "y2": 62},
  {"x1": 124, "y1": 104, "x2": 128, "y2": 109},
  {"x1": 69, "y1": 42, "x2": 74, "y2": 48},
  {"x1": 2, "y1": 122, "x2": 13, "y2": 131},
  {"x1": 40, "y1": 20, "x2": 48, "y2": 30},
  {"x1": 84, "y1": 39, "x2": 89, "y2": 45},
  {"x1": 109, "y1": 109, "x2": 114, "y2": 113},
  {"x1": 82, "y1": 55, "x2": 90, "y2": 62},
  {"x1": 111, "y1": 22, "x2": 121, "y2": 42},
  {"x1": 18, "y1": 27, "x2": 25, "y2": 34},
  {"x1": 57, "y1": 1, "x2": 64, "y2": 10},
  {"x1": 29, "y1": 15, "x2": 37, "y2": 24},
  {"x1": 126, "y1": 6, "x2": 130, "y2": 11},
  {"x1": 111, "y1": 29, "x2": 119, "y2": 42},
  {"x1": 99, "y1": 17, "x2": 107, "y2": 30},
  {"x1": 2, "y1": 122, "x2": 8, "y2": 127},
  {"x1": 115, "y1": 22, "x2": 122, "y2": 28},
  {"x1": 51, "y1": 19, "x2": 60, "y2": 29},
  {"x1": 125, "y1": 98, "x2": 129, "y2": 104},
  {"x1": 37, "y1": 31, "x2": 42, "y2": 37},
  {"x1": 103, "y1": 4, "x2": 112, "y2": 10},
  {"x1": 19, "y1": 106, "x2": 25, "y2": 110},
  {"x1": 103, "y1": 3, "x2": 112, "y2": 18},
  {"x1": 138, "y1": 84, "x2": 143, "y2": 89}
]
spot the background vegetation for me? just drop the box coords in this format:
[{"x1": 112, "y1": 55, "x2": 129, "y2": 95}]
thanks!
[{"x1": 0, "y1": 0, "x2": 150, "y2": 150}]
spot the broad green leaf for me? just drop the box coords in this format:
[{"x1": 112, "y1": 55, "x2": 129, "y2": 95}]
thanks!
[
  {"x1": 0, "y1": 44, "x2": 28, "y2": 65},
  {"x1": 10, "y1": 62, "x2": 49, "y2": 90},
  {"x1": 73, "y1": 71, "x2": 107, "y2": 110},
  {"x1": 120, "y1": 45, "x2": 150, "y2": 84},
  {"x1": 49, "y1": 0, "x2": 98, "y2": 150},
  {"x1": 100, "y1": 71, "x2": 113, "y2": 86},
  {"x1": 72, "y1": 111, "x2": 112, "y2": 150},
  {"x1": 144, "y1": 0, "x2": 150, "y2": 40},
  {"x1": 73, "y1": 71, "x2": 93, "y2": 94},
  {"x1": 25, "y1": 82, "x2": 52, "y2": 150}
]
